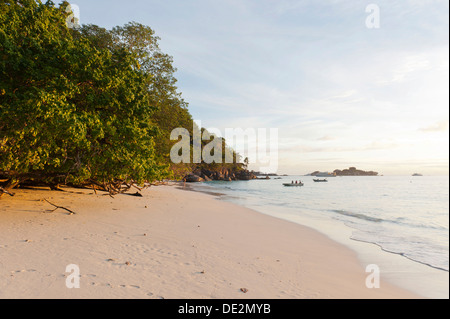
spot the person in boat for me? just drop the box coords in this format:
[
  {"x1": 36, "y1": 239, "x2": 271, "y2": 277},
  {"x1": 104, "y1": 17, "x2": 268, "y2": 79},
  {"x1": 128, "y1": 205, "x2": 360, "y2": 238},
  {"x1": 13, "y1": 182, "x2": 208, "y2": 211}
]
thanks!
[
  {"x1": 291, "y1": 180, "x2": 294, "y2": 184},
  {"x1": 295, "y1": 180, "x2": 298, "y2": 184}
]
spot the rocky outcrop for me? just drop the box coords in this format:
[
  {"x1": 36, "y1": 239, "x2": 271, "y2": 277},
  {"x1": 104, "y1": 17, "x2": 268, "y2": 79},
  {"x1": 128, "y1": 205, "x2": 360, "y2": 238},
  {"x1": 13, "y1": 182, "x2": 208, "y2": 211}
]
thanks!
[
  {"x1": 308, "y1": 167, "x2": 378, "y2": 176},
  {"x1": 184, "y1": 174, "x2": 205, "y2": 182},
  {"x1": 333, "y1": 167, "x2": 378, "y2": 176},
  {"x1": 184, "y1": 167, "x2": 257, "y2": 182},
  {"x1": 234, "y1": 170, "x2": 256, "y2": 180}
]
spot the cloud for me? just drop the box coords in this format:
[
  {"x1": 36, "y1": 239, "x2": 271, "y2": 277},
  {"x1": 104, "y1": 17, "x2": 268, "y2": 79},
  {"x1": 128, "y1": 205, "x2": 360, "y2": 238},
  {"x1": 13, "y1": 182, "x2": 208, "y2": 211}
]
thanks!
[
  {"x1": 419, "y1": 120, "x2": 449, "y2": 132},
  {"x1": 280, "y1": 140, "x2": 398, "y2": 154},
  {"x1": 317, "y1": 135, "x2": 336, "y2": 141},
  {"x1": 376, "y1": 54, "x2": 433, "y2": 85},
  {"x1": 361, "y1": 141, "x2": 398, "y2": 151},
  {"x1": 327, "y1": 90, "x2": 358, "y2": 100}
]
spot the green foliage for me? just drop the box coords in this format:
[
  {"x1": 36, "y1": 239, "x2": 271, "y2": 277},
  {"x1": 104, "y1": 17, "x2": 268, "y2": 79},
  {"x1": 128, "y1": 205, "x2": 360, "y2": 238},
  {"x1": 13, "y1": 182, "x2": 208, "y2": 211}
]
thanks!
[
  {"x1": 76, "y1": 22, "x2": 194, "y2": 164},
  {"x1": 0, "y1": 0, "x2": 166, "y2": 187}
]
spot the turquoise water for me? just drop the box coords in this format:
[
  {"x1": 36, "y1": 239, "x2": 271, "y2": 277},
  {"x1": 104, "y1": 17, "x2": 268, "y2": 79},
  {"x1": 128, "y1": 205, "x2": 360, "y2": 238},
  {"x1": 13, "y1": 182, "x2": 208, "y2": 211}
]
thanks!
[{"x1": 193, "y1": 175, "x2": 449, "y2": 297}]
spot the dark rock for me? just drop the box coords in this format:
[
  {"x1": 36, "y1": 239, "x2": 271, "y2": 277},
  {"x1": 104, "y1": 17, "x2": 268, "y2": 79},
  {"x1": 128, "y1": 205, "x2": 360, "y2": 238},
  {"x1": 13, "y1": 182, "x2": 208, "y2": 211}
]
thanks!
[
  {"x1": 184, "y1": 174, "x2": 205, "y2": 182},
  {"x1": 235, "y1": 170, "x2": 256, "y2": 180},
  {"x1": 202, "y1": 174, "x2": 212, "y2": 181},
  {"x1": 184, "y1": 168, "x2": 256, "y2": 182}
]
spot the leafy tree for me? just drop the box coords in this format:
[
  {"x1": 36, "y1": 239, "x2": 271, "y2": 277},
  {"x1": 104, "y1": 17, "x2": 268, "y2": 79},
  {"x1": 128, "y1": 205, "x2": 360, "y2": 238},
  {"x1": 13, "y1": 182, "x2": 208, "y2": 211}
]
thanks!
[
  {"x1": 243, "y1": 157, "x2": 249, "y2": 169},
  {"x1": 0, "y1": 0, "x2": 165, "y2": 194},
  {"x1": 75, "y1": 23, "x2": 194, "y2": 168}
]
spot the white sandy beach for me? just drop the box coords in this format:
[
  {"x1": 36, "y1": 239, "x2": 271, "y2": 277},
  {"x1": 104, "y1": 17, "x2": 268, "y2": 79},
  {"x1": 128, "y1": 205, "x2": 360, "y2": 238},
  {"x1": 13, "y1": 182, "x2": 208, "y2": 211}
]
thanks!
[{"x1": 0, "y1": 184, "x2": 420, "y2": 299}]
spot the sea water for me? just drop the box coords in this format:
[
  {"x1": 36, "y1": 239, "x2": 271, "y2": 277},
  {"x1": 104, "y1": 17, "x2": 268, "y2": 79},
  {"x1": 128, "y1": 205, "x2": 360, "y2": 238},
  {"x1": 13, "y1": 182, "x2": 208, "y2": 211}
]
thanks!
[{"x1": 192, "y1": 175, "x2": 449, "y2": 298}]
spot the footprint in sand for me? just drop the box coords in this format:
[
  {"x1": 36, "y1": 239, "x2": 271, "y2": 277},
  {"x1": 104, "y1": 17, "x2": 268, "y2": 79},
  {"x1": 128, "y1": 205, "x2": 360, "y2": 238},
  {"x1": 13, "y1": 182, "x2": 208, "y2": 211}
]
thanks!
[
  {"x1": 89, "y1": 282, "x2": 141, "y2": 289},
  {"x1": 90, "y1": 282, "x2": 113, "y2": 288},
  {"x1": 11, "y1": 269, "x2": 37, "y2": 274},
  {"x1": 119, "y1": 284, "x2": 141, "y2": 289}
]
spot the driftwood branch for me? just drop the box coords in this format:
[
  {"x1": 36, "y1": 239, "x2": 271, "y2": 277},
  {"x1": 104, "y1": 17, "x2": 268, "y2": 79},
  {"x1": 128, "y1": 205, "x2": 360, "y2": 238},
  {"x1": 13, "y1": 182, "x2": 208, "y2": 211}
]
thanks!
[
  {"x1": 131, "y1": 184, "x2": 143, "y2": 191},
  {"x1": 0, "y1": 187, "x2": 15, "y2": 197},
  {"x1": 44, "y1": 199, "x2": 76, "y2": 215}
]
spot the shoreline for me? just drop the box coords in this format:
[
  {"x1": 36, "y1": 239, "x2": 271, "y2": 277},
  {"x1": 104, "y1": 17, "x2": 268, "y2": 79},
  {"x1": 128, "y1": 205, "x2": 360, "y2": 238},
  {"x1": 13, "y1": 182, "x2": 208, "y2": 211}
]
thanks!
[
  {"x1": 0, "y1": 184, "x2": 420, "y2": 298},
  {"x1": 185, "y1": 181, "x2": 449, "y2": 299}
]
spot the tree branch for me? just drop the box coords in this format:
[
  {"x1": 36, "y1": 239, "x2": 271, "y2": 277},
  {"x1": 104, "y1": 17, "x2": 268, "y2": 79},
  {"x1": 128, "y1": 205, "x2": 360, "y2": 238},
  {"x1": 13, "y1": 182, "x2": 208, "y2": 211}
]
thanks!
[
  {"x1": 0, "y1": 187, "x2": 15, "y2": 197},
  {"x1": 44, "y1": 199, "x2": 76, "y2": 215}
]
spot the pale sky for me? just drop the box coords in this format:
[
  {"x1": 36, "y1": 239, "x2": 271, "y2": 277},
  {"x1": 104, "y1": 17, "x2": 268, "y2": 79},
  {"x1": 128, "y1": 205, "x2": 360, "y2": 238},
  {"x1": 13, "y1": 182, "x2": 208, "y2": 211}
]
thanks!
[{"x1": 69, "y1": 0, "x2": 449, "y2": 175}]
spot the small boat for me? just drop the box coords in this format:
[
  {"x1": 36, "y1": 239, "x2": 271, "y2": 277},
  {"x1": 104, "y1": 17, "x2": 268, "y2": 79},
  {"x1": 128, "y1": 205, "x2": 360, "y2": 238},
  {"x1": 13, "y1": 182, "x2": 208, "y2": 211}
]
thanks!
[
  {"x1": 313, "y1": 179, "x2": 328, "y2": 182},
  {"x1": 283, "y1": 182, "x2": 304, "y2": 187}
]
